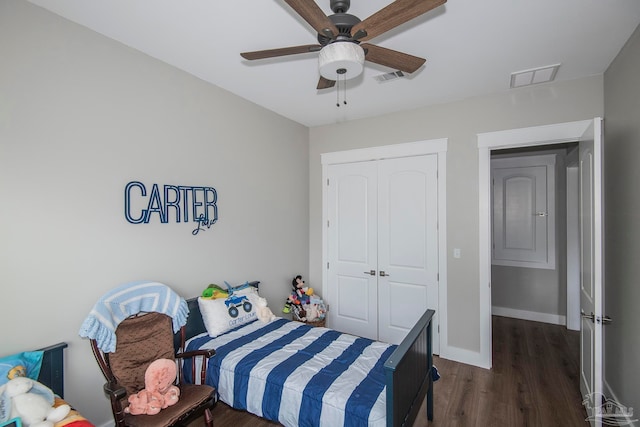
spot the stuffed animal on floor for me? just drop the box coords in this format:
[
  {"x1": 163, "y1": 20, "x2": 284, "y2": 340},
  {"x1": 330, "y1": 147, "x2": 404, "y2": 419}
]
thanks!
[
  {"x1": 305, "y1": 304, "x2": 320, "y2": 322},
  {"x1": 292, "y1": 304, "x2": 307, "y2": 322},
  {"x1": 256, "y1": 297, "x2": 276, "y2": 323},
  {"x1": 124, "y1": 359, "x2": 180, "y2": 416},
  {"x1": 292, "y1": 275, "x2": 314, "y2": 299},
  {"x1": 1, "y1": 376, "x2": 70, "y2": 427}
]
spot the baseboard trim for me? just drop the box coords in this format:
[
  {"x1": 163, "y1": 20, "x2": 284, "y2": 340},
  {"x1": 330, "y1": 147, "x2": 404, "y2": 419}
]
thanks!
[{"x1": 492, "y1": 306, "x2": 566, "y2": 326}]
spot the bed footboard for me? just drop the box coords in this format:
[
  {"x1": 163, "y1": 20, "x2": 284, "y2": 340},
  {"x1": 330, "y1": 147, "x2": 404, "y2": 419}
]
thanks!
[{"x1": 384, "y1": 309, "x2": 435, "y2": 427}]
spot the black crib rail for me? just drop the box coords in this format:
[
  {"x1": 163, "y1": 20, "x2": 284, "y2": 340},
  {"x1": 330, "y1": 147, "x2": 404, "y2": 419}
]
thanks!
[{"x1": 38, "y1": 342, "x2": 68, "y2": 398}]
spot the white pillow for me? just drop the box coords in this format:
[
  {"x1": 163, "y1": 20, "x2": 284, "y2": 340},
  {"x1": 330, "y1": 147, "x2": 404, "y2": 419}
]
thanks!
[{"x1": 198, "y1": 289, "x2": 259, "y2": 337}]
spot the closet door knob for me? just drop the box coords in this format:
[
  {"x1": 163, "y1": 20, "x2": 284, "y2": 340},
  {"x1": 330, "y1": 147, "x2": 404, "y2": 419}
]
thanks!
[
  {"x1": 379, "y1": 271, "x2": 389, "y2": 277},
  {"x1": 364, "y1": 270, "x2": 376, "y2": 276}
]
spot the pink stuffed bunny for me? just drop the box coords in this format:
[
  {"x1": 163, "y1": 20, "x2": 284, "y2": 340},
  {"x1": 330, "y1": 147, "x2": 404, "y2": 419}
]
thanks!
[{"x1": 124, "y1": 358, "x2": 181, "y2": 415}]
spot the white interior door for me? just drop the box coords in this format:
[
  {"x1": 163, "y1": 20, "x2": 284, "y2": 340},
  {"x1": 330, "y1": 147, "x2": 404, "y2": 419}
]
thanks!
[
  {"x1": 377, "y1": 155, "x2": 439, "y2": 351},
  {"x1": 566, "y1": 165, "x2": 581, "y2": 332},
  {"x1": 326, "y1": 155, "x2": 440, "y2": 349},
  {"x1": 579, "y1": 118, "x2": 604, "y2": 424},
  {"x1": 491, "y1": 154, "x2": 556, "y2": 269},
  {"x1": 326, "y1": 161, "x2": 378, "y2": 340}
]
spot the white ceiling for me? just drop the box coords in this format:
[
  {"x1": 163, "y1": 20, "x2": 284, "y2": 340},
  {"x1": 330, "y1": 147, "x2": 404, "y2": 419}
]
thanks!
[{"x1": 27, "y1": 0, "x2": 640, "y2": 127}]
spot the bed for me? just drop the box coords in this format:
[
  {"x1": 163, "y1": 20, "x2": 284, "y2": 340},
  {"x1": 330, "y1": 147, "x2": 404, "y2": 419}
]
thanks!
[
  {"x1": 0, "y1": 342, "x2": 95, "y2": 427},
  {"x1": 176, "y1": 281, "x2": 435, "y2": 427}
]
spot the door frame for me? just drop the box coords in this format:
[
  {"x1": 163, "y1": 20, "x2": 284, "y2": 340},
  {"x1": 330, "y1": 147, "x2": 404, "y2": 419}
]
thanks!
[
  {"x1": 477, "y1": 119, "x2": 598, "y2": 369},
  {"x1": 321, "y1": 138, "x2": 448, "y2": 352}
]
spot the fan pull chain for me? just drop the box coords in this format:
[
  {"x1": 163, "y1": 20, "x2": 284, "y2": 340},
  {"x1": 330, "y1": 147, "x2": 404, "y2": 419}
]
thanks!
[
  {"x1": 343, "y1": 73, "x2": 347, "y2": 106},
  {"x1": 335, "y1": 71, "x2": 348, "y2": 108}
]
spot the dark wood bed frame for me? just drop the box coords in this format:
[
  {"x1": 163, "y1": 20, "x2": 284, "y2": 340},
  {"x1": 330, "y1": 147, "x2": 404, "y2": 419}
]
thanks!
[
  {"x1": 36, "y1": 342, "x2": 68, "y2": 398},
  {"x1": 175, "y1": 281, "x2": 435, "y2": 427}
]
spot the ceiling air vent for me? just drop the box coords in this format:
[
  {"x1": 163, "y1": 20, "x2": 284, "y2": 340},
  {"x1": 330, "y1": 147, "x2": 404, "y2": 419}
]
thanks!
[
  {"x1": 510, "y1": 64, "x2": 560, "y2": 88},
  {"x1": 373, "y1": 70, "x2": 405, "y2": 83}
]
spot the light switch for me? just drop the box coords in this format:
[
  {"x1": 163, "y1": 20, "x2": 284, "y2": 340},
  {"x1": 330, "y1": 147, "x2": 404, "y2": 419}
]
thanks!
[{"x1": 453, "y1": 248, "x2": 461, "y2": 259}]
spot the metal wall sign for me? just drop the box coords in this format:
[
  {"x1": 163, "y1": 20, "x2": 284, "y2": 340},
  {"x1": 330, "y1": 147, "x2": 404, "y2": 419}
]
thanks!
[{"x1": 124, "y1": 181, "x2": 218, "y2": 235}]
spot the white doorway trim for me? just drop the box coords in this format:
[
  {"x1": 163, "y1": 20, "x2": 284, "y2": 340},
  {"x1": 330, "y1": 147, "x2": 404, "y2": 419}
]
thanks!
[
  {"x1": 477, "y1": 120, "x2": 593, "y2": 369},
  {"x1": 321, "y1": 138, "x2": 447, "y2": 352}
]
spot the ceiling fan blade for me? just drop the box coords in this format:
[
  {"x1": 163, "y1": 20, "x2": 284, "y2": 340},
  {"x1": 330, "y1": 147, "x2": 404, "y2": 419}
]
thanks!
[
  {"x1": 361, "y1": 43, "x2": 426, "y2": 73},
  {"x1": 241, "y1": 44, "x2": 322, "y2": 60},
  {"x1": 351, "y1": 0, "x2": 446, "y2": 41},
  {"x1": 284, "y1": 0, "x2": 339, "y2": 39},
  {"x1": 317, "y1": 76, "x2": 336, "y2": 90}
]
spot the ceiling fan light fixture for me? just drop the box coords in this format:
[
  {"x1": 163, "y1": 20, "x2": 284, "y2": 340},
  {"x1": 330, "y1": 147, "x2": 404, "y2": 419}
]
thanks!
[{"x1": 318, "y1": 42, "x2": 365, "y2": 80}]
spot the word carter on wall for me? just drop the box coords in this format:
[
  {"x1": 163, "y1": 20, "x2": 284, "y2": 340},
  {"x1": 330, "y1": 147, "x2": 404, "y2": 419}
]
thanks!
[{"x1": 124, "y1": 181, "x2": 218, "y2": 235}]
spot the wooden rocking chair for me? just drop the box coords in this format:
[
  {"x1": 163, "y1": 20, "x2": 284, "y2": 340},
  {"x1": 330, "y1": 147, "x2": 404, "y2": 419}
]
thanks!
[{"x1": 90, "y1": 311, "x2": 216, "y2": 427}]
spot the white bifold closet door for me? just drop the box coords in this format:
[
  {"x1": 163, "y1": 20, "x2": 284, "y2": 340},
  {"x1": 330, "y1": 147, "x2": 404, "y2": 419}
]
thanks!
[{"x1": 326, "y1": 154, "x2": 439, "y2": 352}]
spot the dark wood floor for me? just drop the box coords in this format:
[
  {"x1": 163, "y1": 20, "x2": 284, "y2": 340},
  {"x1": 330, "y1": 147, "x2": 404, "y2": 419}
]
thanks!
[
  {"x1": 412, "y1": 316, "x2": 589, "y2": 427},
  {"x1": 196, "y1": 316, "x2": 589, "y2": 426}
]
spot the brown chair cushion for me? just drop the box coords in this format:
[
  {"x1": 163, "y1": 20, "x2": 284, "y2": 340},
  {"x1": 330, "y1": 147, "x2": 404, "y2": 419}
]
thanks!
[
  {"x1": 109, "y1": 312, "x2": 176, "y2": 396},
  {"x1": 121, "y1": 384, "x2": 215, "y2": 427}
]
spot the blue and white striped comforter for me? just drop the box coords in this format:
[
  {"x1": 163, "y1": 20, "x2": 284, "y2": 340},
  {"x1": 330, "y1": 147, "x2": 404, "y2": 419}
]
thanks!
[{"x1": 184, "y1": 318, "x2": 396, "y2": 427}]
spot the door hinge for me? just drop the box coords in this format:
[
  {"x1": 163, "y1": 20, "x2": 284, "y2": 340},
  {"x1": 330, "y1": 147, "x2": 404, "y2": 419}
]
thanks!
[
  {"x1": 327, "y1": 220, "x2": 330, "y2": 227},
  {"x1": 438, "y1": 325, "x2": 440, "y2": 333},
  {"x1": 437, "y1": 273, "x2": 439, "y2": 281},
  {"x1": 327, "y1": 178, "x2": 330, "y2": 186},
  {"x1": 327, "y1": 262, "x2": 330, "y2": 269}
]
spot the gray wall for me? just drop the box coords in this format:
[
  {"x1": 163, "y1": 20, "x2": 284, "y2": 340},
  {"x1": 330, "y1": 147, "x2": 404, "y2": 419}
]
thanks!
[
  {"x1": 0, "y1": 1, "x2": 308, "y2": 425},
  {"x1": 603, "y1": 22, "x2": 640, "y2": 417},
  {"x1": 309, "y1": 77, "x2": 603, "y2": 353}
]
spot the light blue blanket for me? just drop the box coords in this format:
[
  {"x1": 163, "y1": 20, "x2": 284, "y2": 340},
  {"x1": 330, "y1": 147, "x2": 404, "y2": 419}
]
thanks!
[{"x1": 79, "y1": 281, "x2": 188, "y2": 352}]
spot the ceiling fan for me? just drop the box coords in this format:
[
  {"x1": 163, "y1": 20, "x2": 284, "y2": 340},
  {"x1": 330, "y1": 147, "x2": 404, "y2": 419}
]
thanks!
[{"x1": 240, "y1": 0, "x2": 447, "y2": 90}]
